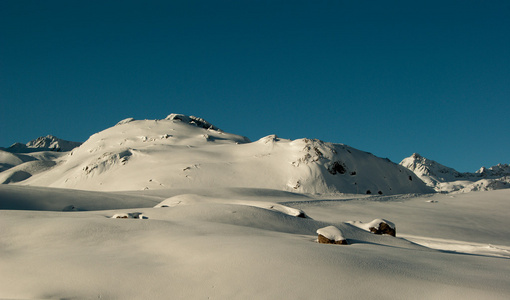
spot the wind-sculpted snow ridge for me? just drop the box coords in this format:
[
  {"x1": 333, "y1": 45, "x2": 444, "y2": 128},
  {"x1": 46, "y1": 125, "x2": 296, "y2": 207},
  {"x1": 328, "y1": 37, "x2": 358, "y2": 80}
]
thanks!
[
  {"x1": 400, "y1": 153, "x2": 510, "y2": 193},
  {"x1": 154, "y1": 194, "x2": 308, "y2": 218},
  {"x1": 2, "y1": 114, "x2": 432, "y2": 195}
]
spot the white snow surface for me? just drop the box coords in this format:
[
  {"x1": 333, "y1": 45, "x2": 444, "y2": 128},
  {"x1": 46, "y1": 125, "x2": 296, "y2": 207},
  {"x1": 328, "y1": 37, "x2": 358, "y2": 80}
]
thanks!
[
  {"x1": 5, "y1": 115, "x2": 432, "y2": 195},
  {"x1": 401, "y1": 153, "x2": 510, "y2": 193},
  {"x1": 1, "y1": 186, "x2": 510, "y2": 299}
]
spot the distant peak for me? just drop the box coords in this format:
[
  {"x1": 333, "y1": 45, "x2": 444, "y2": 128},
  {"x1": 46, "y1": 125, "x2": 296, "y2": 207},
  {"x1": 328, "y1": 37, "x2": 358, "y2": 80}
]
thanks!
[{"x1": 7, "y1": 135, "x2": 82, "y2": 153}]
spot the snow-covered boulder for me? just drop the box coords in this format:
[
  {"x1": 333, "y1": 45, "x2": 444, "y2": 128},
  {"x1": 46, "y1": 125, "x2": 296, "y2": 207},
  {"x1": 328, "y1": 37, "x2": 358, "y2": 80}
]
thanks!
[
  {"x1": 316, "y1": 226, "x2": 348, "y2": 245},
  {"x1": 368, "y1": 219, "x2": 396, "y2": 237},
  {"x1": 111, "y1": 212, "x2": 148, "y2": 219},
  {"x1": 348, "y1": 219, "x2": 396, "y2": 237}
]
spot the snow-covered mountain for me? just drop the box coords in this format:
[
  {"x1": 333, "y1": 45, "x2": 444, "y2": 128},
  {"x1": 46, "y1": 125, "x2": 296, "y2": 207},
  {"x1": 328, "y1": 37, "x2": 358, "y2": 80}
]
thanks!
[
  {"x1": 400, "y1": 153, "x2": 510, "y2": 193},
  {"x1": 4, "y1": 135, "x2": 82, "y2": 153},
  {"x1": 2, "y1": 114, "x2": 432, "y2": 195},
  {"x1": 0, "y1": 135, "x2": 80, "y2": 183},
  {"x1": 2, "y1": 115, "x2": 510, "y2": 299}
]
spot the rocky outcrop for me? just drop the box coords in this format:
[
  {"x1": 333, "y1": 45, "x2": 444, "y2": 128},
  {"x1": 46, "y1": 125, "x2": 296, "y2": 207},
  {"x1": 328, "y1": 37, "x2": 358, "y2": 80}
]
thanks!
[{"x1": 368, "y1": 220, "x2": 396, "y2": 237}]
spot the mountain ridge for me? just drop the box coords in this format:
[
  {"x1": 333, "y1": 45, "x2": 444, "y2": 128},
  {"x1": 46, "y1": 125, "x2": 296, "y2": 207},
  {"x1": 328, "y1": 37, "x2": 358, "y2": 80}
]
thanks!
[
  {"x1": 2, "y1": 114, "x2": 508, "y2": 194},
  {"x1": 1, "y1": 114, "x2": 432, "y2": 195}
]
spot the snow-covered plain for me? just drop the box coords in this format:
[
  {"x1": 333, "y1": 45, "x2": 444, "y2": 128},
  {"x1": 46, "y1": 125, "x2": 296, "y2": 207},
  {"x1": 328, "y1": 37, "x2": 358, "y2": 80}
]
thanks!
[
  {"x1": 1, "y1": 115, "x2": 509, "y2": 299},
  {"x1": 1, "y1": 186, "x2": 509, "y2": 299}
]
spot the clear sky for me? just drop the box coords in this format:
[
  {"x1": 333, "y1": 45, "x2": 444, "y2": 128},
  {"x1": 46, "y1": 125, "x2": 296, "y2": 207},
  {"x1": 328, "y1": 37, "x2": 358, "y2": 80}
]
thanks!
[{"x1": 1, "y1": 0, "x2": 509, "y2": 172}]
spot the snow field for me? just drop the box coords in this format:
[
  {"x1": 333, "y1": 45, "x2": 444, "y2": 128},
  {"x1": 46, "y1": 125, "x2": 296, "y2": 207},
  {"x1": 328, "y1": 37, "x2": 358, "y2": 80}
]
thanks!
[{"x1": 1, "y1": 187, "x2": 510, "y2": 299}]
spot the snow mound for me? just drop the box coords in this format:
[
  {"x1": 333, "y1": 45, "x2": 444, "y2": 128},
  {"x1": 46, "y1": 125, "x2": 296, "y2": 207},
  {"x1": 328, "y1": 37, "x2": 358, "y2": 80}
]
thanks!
[
  {"x1": 154, "y1": 194, "x2": 307, "y2": 218},
  {"x1": 154, "y1": 194, "x2": 204, "y2": 207},
  {"x1": 316, "y1": 225, "x2": 346, "y2": 242},
  {"x1": 0, "y1": 149, "x2": 37, "y2": 172},
  {"x1": 457, "y1": 177, "x2": 510, "y2": 193},
  {"x1": 1, "y1": 170, "x2": 32, "y2": 184},
  {"x1": 0, "y1": 160, "x2": 57, "y2": 184}
]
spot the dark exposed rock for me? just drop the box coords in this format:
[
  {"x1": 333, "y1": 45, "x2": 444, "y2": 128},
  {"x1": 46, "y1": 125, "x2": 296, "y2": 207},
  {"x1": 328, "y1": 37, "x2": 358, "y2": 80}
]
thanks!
[
  {"x1": 369, "y1": 221, "x2": 396, "y2": 237},
  {"x1": 296, "y1": 211, "x2": 307, "y2": 218},
  {"x1": 328, "y1": 161, "x2": 347, "y2": 175}
]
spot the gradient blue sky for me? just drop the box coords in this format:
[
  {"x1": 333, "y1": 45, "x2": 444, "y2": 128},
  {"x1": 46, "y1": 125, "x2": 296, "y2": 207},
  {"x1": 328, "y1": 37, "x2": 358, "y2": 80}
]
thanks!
[{"x1": 1, "y1": 0, "x2": 509, "y2": 172}]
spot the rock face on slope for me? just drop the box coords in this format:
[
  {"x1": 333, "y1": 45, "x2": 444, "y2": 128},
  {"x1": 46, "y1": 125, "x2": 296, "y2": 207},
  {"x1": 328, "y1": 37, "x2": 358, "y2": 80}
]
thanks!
[
  {"x1": 400, "y1": 153, "x2": 510, "y2": 193},
  {"x1": 3, "y1": 114, "x2": 433, "y2": 195}
]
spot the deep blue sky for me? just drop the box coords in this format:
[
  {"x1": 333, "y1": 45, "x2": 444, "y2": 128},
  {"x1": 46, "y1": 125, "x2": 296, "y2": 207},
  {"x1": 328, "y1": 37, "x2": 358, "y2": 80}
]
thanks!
[{"x1": 1, "y1": 0, "x2": 509, "y2": 172}]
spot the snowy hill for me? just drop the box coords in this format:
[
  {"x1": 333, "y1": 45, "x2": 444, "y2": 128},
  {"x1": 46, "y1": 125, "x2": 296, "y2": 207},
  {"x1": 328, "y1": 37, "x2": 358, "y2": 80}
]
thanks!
[
  {"x1": 4, "y1": 114, "x2": 432, "y2": 195},
  {"x1": 400, "y1": 153, "x2": 510, "y2": 193}
]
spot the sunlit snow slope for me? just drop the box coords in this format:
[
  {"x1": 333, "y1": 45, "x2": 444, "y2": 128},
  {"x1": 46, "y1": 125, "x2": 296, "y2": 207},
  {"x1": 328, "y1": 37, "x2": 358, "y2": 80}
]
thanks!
[{"x1": 14, "y1": 114, "x2": 432, "y2": 194}]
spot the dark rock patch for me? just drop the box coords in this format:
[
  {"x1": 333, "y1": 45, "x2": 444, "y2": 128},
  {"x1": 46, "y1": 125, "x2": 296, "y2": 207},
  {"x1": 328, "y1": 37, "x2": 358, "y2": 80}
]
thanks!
[{"x1": 369, "y1": 221, "x2": 396, "y2": 237}]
